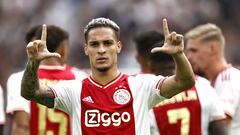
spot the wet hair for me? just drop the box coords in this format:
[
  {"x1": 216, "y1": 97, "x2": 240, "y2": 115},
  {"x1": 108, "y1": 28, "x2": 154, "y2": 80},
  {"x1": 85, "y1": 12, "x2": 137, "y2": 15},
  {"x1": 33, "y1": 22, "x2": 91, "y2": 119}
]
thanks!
[
  {"x1": 35, "y1": 25, "x2": 69, "y2": 52},
  {"x1": 185, "y1": 23, "x2": 225, "y2": 54},
  {"x1": 134, "y1": 30, "x2": 172, "y2": 62},
  {"x1": 84, "y1": 17, "x2": 120, "y2": 42},
  {"x1": 25, "y1": 25, "x2": 41, "y2": 43}
]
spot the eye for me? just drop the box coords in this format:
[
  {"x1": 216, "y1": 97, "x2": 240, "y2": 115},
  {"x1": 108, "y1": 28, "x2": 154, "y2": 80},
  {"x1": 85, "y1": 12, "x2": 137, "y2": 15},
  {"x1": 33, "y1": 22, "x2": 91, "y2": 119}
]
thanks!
[
  {"x1": 187, "y1": 48, "x2": 197, "y2": 53},
  {"x1": 190, "y1": 49, "x2": 197, "y2": 53},
  {"x1": 103, "y1": 40, "x2": 114, "y2": 46},
  {"x1": 89, "y1": 41, "x2": 99, "y2": 47}
]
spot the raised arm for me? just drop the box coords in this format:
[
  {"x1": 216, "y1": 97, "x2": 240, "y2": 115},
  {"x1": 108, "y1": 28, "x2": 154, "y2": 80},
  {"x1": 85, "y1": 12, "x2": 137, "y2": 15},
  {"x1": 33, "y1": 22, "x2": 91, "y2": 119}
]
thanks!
[
  {"x1": 21, "y1": 24, "x2": 61, "y2": 108},
  {"x1": 152, "y1": 19, "x2": 195, "y2": 98}
]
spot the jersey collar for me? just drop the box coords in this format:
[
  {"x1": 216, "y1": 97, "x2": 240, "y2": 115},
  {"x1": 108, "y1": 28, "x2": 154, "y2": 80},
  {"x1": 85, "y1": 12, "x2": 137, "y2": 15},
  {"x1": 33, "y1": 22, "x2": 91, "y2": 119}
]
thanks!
[
  {"x1": 88, "y1": 73, "x2": 123, "y2": 89},
  {"x1": 39, "y1": 64, "x2": 67, "y2": 70}
]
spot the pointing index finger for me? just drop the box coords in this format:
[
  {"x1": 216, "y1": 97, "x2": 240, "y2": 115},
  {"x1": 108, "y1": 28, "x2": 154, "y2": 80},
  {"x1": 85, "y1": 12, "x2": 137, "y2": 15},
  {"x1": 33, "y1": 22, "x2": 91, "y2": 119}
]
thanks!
[
  {"x1": 41, "y1": 24, "x2": 47, "y2": 42},
  {"x1": 163, "y1": 18, "x2": 169, "y2": 37}
]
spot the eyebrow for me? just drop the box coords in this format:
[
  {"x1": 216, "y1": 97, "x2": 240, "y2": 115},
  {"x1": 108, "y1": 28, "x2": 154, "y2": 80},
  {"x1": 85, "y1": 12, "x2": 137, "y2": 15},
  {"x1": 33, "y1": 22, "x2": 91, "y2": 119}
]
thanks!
[{"x1": 88, "y1": 39, "x2": 114, "y2": 43}]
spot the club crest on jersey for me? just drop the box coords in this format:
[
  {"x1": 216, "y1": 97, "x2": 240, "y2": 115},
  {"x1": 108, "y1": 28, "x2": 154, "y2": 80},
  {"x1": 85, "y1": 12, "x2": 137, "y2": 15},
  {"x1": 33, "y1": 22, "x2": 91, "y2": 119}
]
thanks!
[{"x1": 113, "y1": 89, "x2": 130, "y2": 105}]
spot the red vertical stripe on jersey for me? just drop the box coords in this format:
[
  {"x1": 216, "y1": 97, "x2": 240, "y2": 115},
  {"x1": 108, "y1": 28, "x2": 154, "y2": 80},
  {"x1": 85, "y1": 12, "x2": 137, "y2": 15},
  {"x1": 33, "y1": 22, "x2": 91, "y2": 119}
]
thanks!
[{"x1": 81, "y1": 74, "x2": 136, "y2": 135}]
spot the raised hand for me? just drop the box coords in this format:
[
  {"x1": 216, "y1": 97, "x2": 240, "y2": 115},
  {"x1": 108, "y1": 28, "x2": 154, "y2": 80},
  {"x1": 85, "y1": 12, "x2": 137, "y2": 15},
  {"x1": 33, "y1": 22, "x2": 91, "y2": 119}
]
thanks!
[
  {"x1": 26, "y1": 24, "x2": 61, "y2": 61},
  {"x1": 151, "y1": 19, "x2": 184, "y2": 55}
]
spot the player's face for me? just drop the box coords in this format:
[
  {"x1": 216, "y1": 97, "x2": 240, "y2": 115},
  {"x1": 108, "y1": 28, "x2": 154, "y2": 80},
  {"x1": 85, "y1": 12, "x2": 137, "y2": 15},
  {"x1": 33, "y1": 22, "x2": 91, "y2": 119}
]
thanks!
[
  {"x1": 186, "y1": 38, "x2": 211, "y2": 76},
  {"x1": 84, "y1": 27, "x2": 122, "y2": 72}
]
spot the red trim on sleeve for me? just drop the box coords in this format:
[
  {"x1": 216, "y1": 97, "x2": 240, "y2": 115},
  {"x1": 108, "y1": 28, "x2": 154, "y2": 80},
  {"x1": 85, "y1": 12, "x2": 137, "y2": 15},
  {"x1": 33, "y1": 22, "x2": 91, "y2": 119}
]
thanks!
[
  {"x1": 156, "y1": 77, "x2": 168, "y2": 90},
  {"x1": 224, "y1": 110, "x2": 233, "y2": 119},
  {"x1": 212, "y1": 115, "x2": 227, "y2": 122},
  {"x1": 48, "y1": 86, "x2": 57, "y2": 98}
]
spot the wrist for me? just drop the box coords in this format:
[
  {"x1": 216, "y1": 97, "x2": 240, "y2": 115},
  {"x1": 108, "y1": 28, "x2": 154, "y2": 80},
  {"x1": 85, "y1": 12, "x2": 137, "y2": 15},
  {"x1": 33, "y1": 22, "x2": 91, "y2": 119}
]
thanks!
[
  {"x1": 27, "y1": 60, "x2": 40, "y2": 70},
  {"x1": 171, "y1": 51, "x2": 184, "y2": 58}
]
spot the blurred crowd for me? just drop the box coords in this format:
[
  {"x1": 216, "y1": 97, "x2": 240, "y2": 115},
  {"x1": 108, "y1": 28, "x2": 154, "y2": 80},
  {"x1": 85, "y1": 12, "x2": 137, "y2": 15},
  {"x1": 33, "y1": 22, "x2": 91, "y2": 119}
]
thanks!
[{"x1": 0, "y1": 0, "x2": 240, "y2": 90}]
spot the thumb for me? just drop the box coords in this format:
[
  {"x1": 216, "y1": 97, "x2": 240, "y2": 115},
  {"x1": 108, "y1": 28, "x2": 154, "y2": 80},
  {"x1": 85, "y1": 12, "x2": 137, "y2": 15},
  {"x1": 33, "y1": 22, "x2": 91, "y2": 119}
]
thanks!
[
  {"x1": 151, "y1": 47, "x2": 167, "y2": 53},
  {"x1": 42, "y1": 52, "x2": 61, "y2": 59}
]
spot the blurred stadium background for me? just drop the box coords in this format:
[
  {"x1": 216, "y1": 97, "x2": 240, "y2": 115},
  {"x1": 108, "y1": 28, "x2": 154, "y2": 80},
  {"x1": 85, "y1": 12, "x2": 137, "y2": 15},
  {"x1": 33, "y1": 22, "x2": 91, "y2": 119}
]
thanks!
[{"x1": 0, "y1": 0, "x2": 239, "y2": 91}]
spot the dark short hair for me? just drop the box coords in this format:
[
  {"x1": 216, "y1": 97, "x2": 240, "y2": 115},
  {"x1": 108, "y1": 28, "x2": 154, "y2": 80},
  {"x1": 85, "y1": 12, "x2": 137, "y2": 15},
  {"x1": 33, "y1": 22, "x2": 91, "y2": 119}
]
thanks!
[
  {"x1": 35, "y1": 25, "x2": 69, "y2": 52},
  {"x1": 84, "y1": 17, "x2": 120, "y2": 42},
  {"x1": 25, "y1": 25, "x2": 41, "y2": 43},
  {"x1": 134, "y1": 30, "x2": 172, "y2": 62}
]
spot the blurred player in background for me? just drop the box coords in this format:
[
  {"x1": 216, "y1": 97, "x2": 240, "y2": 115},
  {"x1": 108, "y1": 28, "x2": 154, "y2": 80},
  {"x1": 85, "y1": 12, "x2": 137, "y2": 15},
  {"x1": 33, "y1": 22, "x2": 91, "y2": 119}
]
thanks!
[
  {"x1": 186, "y1": 23, "x2": 240, "y2": 135},
  {"x1": 134, "y1": 30, "x2": 228, "y2": 135},
  {"x1": 6, "y1": 25, "x2": 87, "y2": 135},
  {"x1": 20, "y1": 18, "x2": 195, "y2": 135},
  {"x1": 0, "y1": 84, "x2": 5, "y2": 135},
  {"x1": 4, "y1": 25, "x2": 41, "y2": 135}
]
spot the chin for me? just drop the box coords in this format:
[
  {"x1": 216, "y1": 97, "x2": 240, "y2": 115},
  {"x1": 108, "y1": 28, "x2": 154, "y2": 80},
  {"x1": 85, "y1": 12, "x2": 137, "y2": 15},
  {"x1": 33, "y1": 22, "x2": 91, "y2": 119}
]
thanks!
[
  {"x1": 194, "y1": 69, "x2": 205, "y2": 77},
  {"x1": 96, "y1": 66, "x2": 110, "y2": 72}
]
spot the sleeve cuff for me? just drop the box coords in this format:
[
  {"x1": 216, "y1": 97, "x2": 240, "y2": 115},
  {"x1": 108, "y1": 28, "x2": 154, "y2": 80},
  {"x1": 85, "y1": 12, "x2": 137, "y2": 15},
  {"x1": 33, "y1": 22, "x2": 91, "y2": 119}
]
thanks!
[{"x1": 155, "y1": 77, "x2": 168, "y2": 90}]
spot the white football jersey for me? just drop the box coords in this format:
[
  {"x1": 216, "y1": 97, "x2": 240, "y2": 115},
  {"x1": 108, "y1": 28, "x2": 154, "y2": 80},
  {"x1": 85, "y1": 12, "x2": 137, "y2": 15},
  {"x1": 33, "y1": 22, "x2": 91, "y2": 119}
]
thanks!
[
  {"x1": 149, "y1": 76, "x2": 225, "y2": 135},
  {"x1": 212, "y1": 66, "x2": 240, "y2": 135},
  {"x1": 6, "y1": 70, "x2": 30, "y2": 114},
  {"x1": 51, "y1": 73, "x2": 166, "y2": 135},
  {"x1": 0, "y1": 85, "x2": 5, "y2": 124},
  {"x1": 6, "y1": 65, "x2": 88, "y2": 115},
  {"x1": 6, "y1": 65, "x2": 88, "y2": 135}
]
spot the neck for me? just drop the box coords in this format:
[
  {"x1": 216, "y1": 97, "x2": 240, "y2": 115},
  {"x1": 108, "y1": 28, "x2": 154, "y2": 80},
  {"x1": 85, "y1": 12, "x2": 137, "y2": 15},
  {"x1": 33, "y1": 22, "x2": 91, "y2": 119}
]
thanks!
[
  {"x1": 205, "y1": 57, "x2": 228, "y2": 82},
  {"x1": 40, "y1": 57, "x2": 63, "y2": 66},
  {"x1": 91, "y1": 66, "x2": 120, "y2": 85},
  {"x1": 141, "y1": 67, "x2": 151, "y2": 74}
]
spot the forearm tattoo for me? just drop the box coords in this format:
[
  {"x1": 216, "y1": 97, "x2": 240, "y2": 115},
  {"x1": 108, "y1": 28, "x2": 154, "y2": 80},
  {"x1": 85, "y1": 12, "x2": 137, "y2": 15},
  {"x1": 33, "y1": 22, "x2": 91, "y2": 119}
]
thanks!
[
  {"x1": 35, "y1": 87, "x2": 55, "y2": 108},
  {"x1": 21, "y1": 61, "x2": 54, "y2": 108}
]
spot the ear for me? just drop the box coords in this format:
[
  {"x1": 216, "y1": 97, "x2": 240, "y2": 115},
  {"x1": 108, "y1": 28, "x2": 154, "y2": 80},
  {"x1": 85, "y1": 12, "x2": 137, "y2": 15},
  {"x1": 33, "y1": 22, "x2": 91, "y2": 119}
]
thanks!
[
  {"x1": 56, "y1": 41, "x2": 68, "y2": 56},
  {"x1": 136, "y1": 54, "x2": 141, "y2": 63},
  {"x1": 116, "y1": 41, "x2": 122, "y2": 53},
  {"x1": 56, "y1": 42, "x2": 68, "y2": 64},
  {"x1": 59, "y1": 43, "x2": 68, "y2": 57},
  {"x1": 209, "y1": 42, "x2": 218, "y2": 56},
  {"x1": 84, "y1": 44, "x2": 88, "y2": 56}
]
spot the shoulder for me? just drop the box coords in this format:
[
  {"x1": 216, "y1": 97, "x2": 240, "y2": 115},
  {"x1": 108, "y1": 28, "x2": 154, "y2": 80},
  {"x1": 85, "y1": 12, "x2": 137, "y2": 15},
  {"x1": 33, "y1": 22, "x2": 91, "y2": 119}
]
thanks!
[
  {"x1": 128, "y1": 73, "x2": 163, "y2": 80},
  {"x1": 229, "y1": 67, "x2": 240, "y2": 78},
  {"x1": 67, "y1": 65, "x2": 88, "y2": 79},
  {"x1": 7, "y1": 70, "x2": 24, "y2": 90},
  {"x1": 127, "y1": 73, "x2": 164, "y2": 89},
  {"x1": 215, "y1": 67, "x2": 240, "y2": 87},
  {"x1": 219, "y1": 66, "x2": 240, "y2": 81},
  {"x1": 195, "y1": 76, "x2": 215, "y2": 93},
  {"x1": 0, "y1": 85, "x2": 2, "y2": 92},
  {"x1": 51, "y1": 79, "x2": 83, "y2": 96},
  {"x1": 195, "y1": 76, "x2": 211, "y2": 85},
  {"x1": 58, "y1": 79, "x2": 82, "y2": 87},
  {"x1": 8, "y1": 70, "x2": 24, "y2": 81}
]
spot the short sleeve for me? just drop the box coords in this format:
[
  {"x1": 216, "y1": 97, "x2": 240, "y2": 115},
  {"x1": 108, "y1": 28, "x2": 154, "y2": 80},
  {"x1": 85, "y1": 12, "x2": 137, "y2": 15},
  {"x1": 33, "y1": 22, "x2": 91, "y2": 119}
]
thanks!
[
  {"x1": 129, "y1": 74, "x2": 167, "y2": 109},
  {"x1": 6, "y1": 72, "x2": 30, "y2": 114},
  {"x1": 50, "y1": 80, "x2": 82, "y2": 116},
  {"x1": 208, "y1": 87, "x2": 226, "y2": 121},
  {"x1": 196, "y1": 77, "x2": 226, "y2": 122},
  {"x1": 71, "y1": 67, "x2": 88, "y2": 80},
  {"x1": 0, "y1": 85, "x2": 5, "y2": 124},
  {"x1": 215, "y1": 79, "x2": 240, "y2": 117}
]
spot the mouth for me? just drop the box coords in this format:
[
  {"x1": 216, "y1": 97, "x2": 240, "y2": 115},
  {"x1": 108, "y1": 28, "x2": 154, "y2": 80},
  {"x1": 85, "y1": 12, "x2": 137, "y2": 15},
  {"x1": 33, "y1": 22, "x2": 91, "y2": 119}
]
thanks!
[{"x1": 96, "y1": 57, "x2": 108, "y2": 63}]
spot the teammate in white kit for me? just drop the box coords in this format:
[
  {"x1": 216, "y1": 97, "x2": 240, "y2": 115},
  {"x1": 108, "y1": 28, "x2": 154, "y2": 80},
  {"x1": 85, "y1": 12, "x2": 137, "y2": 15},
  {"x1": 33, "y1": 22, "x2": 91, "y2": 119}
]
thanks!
[
  {"x1": 134, "y1": 30, "x2": 228, "y2": 135},
  {"x1": 4, "y1": 25, "x2": 41, "y2": 135},
  {"x1": 20, "y1": 18, "x2": 195, "y2": 135},
  {"x1": 0, "y1": 84, "x2": 5, "y2": 134},
  {"x1": 186, "y1": 23, "x2": 240, "y2": 135},
  {"x1": 6, "y1": 25, "x2": 87, "y2": 135}
]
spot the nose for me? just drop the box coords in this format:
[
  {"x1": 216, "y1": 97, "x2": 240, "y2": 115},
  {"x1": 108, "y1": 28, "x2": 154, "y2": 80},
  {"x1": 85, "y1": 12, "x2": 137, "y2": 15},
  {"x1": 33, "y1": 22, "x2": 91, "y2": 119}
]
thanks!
[
  {"x1": 185, "y1": 50, "x2": 191, "y2": 59},
  {"x1": 98, "y1": 44, "x2": 106, "y2": 54},
  {"x1": 186, "y1": 52, "x2": 194, "y2": 65}
]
